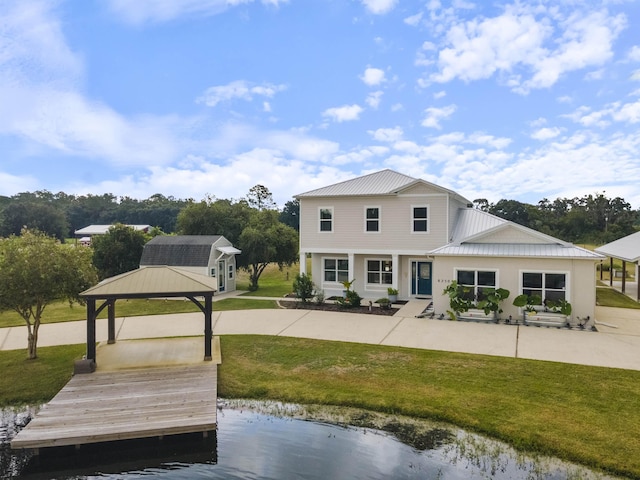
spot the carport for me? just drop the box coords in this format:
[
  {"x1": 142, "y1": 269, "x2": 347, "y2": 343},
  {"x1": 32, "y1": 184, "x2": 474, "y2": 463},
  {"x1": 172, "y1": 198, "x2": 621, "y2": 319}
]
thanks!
[
  {"x1": 595, "y1": 231, "x2": 640, "y2": 302},
  {"x1": 80, "y1": 266, "x2": 218, "y2": 366}
]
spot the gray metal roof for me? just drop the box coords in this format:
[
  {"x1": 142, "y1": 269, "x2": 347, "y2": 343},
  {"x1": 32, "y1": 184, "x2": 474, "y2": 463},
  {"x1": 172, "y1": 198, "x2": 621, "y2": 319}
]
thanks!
[
  {"x1": 140, "y1": 235, "x2": 223, "y2": 267},
  {"x1": 75, "y1": 224, "x2": 151, "y2": 235},
  {"x1": 294, "y1": 169, "x2": 470, "y2": 202},
  {"x1": 595, "y1": 231, "x2": 640, "y2": 263},
  {"x1": 450, "y1": 208, "x2": 507, "y2": 243},
  {"x1": 81, "y1": 266, "x2": 218, "y2": 298},
  {"x1": 430, "y1": 243, "x2": 603, "y2": 259}
]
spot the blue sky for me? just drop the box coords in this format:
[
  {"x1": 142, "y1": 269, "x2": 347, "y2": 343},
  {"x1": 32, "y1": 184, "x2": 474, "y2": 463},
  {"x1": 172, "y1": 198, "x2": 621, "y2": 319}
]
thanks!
[{"x1": 1, "y1": 0, "x2": 639, "y2": 208}]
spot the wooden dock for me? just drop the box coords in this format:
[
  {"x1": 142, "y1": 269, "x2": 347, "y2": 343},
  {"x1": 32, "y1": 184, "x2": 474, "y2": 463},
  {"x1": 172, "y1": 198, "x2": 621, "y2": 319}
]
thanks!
[{"x1": 11, "y1": 363, "x2": 217, "y2": 451}]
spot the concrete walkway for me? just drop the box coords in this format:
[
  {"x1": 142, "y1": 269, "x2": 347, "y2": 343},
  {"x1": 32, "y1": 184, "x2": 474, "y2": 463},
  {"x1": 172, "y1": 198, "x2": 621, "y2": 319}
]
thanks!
[{"x1": 1, "y1": 296, "x2": 639, "y2": 371}]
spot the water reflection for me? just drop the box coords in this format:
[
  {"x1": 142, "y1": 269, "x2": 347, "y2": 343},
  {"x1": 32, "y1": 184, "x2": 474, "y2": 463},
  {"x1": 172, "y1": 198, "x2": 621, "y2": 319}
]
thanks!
[{"x1": 1, "y1": 401, "x2": 623, "y2": 479}]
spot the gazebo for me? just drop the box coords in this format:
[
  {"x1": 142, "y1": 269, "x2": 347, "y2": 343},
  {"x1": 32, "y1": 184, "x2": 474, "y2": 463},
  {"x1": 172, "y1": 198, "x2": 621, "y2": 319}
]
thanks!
[
  {"x1": 80, "y1": 266, "x2": 218, "y2": 367},
  {"x1": 595, "y1": 231, "x2": 640, "y2": 302}
]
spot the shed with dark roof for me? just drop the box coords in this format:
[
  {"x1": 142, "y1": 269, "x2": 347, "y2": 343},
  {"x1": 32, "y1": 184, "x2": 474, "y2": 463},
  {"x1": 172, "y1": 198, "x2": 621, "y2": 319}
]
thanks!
[{"x1": 140, "y1": 235, "x2": 241, "y2": 293}]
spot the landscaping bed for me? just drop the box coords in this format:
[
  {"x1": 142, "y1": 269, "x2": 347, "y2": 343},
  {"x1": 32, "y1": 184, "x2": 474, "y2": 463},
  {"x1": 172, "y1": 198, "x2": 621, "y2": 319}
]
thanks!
[{"x1": 279, "y1": 299, "x2": 398, "y2": 316}]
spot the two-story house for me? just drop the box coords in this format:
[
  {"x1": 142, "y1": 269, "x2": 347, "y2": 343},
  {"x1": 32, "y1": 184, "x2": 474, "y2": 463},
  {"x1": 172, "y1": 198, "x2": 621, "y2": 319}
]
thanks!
[{"x1": 295, "y1": 169, "x2": 602, "y2": 322}]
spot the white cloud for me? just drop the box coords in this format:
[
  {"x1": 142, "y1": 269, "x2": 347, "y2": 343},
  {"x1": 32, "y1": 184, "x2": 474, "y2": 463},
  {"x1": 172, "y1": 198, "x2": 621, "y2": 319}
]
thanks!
[
  {"x1": 531, "y1": 127, "x2": 562, "y2": 140},
  {"x1": 630, "y1": 70, "x2": 640, "y2": 82},
  {"x1": 322, "y1": 104, "x2": 364, "y2": 123},
  {"x1": 426, "y1": 6, "x2": 626, "y2": 94},
  {"x1": 433, "y1": 90, "x2": 447, "y2": 99},
  {"x1": 366, "y1": 91, "x2": 383, "y2": 109},
  {"x1": 390, "y1": 103, "x2": 404, "y2": 112},
  {"x1": 421, "y1": 104, "x2": 456, "y2": 129},
  {"x1": 361, "y1": 0, "x2": 398, "y2": 15},
  {"x1": 368, "y1": 126, "x2": 403, "y2": 142},
  {"x1": 404, "y1": 12, "x2": 423, "y2": 26},
  {"x1": 197, "y1": 81, "x2": 287, "y2": 107},
  {"x1": 628, "y1": 46, "x2": 640, "y2": 62},
  {"x1": 107, "y1": 0, "x2": 288, "y2": 25},
  {"x1": 360, "y1": 67, "x2": 386, "y2": 86}
]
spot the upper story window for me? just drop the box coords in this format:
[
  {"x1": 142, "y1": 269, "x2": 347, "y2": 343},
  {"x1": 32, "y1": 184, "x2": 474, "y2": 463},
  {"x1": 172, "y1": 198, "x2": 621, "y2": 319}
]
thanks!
[
  {"x1": 412, "y1": 205, "x2": 429, "y2": 233},
  {"x1": 365, "y1": 207, "x2": 380, "y2": 232},
  {"x1": 457, "y1": 270, "x2": 497, "y2": 302},
  {"x1": 522, "y1": 272, "x2": 567, "y2": 305},
  {"x1": 319, "y1": 207, "x2": 333, "y2": 232}
]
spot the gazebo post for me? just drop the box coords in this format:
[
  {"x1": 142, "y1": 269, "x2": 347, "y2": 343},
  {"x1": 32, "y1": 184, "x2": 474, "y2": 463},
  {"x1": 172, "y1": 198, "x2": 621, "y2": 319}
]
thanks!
[
  {"x1": 204, "y1": 294, "x2": 213, "y2": 361},
  {"x1": 108, "y1": 300, "x2": 116, "y2": 344},
  {"x1": 87, "y1": 298, "x2": 97, "y2": 363},
  {"x1": 621, "y1": 260, "x2": 627, "y2": 294}
]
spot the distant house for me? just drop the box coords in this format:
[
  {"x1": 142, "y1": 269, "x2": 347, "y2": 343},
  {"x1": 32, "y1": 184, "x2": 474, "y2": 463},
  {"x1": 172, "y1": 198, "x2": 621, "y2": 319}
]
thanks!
[
  {"x1": 74, "y1": 224, "x2": 151, "y2": 245},
  {"x1": 140, "y1": 235, "x2": 242, "y2": 293},
  {"x1": 295, "y1": 169, "x2": 603, "y2": 322}
]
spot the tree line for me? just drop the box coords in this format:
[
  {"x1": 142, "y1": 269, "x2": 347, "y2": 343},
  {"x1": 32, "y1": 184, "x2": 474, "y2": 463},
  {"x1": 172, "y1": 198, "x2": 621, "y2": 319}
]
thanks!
[
  {"x1": 473, "y1": 193, "x2": 639, "y2": 244},
  {"x1": 0, "y1": 187, "x2": 301, "y2": 240}
]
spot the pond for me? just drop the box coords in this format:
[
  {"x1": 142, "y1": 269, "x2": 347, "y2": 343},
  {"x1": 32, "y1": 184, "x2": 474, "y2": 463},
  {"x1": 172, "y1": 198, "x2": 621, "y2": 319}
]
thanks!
[{"x1": 1, "y1": 400, "x2": 622, "y2": 479}]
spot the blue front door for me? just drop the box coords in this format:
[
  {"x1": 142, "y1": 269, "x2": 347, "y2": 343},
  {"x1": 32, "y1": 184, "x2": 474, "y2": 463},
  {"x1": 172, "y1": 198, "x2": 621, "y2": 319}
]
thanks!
[{"x1": 411, "y1": 261, "x2": 432, "y2": 296}]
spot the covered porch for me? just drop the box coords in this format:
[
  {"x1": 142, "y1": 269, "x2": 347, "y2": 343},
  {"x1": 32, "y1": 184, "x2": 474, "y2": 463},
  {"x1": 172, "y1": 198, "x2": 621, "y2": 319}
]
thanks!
[{"x1": 595, "y1": 232, "x2": 640, "y2": 302}]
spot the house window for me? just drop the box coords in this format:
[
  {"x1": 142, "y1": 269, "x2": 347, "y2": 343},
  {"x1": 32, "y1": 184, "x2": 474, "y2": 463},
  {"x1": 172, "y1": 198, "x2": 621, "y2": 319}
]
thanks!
[
  {"x1": 228, "y1": 265, "x2": 234, "y2": 279},
  {"x1": 319, "y1": 207, "x2": 333, "y2": 232},
  {"x1": 522, "y1": 272, "x2": 566, "y2": 304},
  {"x1": 412, "y1": 206, "x2": 429, "y2": 233},
  {"x1": 457, "y1": 270, "x2": 497, "y2": 302},
  {"x1": 365, "y1": 207, "x2": 380, "y2": 232},
  {"x1": 324, "y1": 258, "x2": 349, "y2": 283},
  {"x1": 367, "y1": 259, "x2": 393, "y2": 285},
  {"x1": 210, "y1": 267, "x2": 216, "y2": 277}
]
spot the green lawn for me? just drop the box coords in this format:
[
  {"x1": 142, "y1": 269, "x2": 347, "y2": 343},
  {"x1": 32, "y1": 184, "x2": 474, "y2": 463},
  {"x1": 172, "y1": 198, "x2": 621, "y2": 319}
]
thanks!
[
  {"x1": 596, "y1": 285, "x2": 640, "y2": 309},
  {"x1": 2, "y1": 338, "x2": 639, "y2": 479}
]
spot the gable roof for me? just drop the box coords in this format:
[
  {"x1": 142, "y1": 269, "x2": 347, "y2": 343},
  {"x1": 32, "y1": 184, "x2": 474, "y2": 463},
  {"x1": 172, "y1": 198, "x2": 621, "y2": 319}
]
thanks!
[
  {"x1": 595, "y1": 231, "x2": 640, "y2": 263},
  {"x1": 140, "y1": 235, "x2": 223, "y2": 267},
  {"x1": 295, "y1": 169, "x2": 471, "y2": 203},
  {"x1": 81, "y1": 266, "x2": 218, "y2": 298}
]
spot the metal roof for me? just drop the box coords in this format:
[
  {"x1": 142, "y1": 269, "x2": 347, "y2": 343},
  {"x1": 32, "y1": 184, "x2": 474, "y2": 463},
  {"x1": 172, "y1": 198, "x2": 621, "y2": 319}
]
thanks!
[
  {"x1": 450, "y1": 208, "x2": 507, "y2": 243},
  {"x1": 294, "y1": 169, "x2": 470, "y2": 202},
  {"x1": 81, "y1": 266, "x2": 218, "y2": 298},
  {"x1": 430, "y1": 243, "x2": 603, "y2": 259},
  {"x1": 74, "y1": 224, "x2": 150, "y2": 235},
  {"x1": 595, "y1": 231, "x2": 640, "y2": 263}
]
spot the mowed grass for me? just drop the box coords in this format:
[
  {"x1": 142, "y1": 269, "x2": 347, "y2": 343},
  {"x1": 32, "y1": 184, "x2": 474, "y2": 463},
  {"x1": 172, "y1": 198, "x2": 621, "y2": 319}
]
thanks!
[
  {"x1": 597, "y1": 286, "x2": 640, "y2": 309},
  {"x1": 236, "y1": 262, "x2": 301, "y2": 297},
  {"x1": 0, "y1": 345, "x2": 85, "y2": 406},
  {"x1": 0, "y1": 297, "x2": 278, "y2": 328},
  {"x1": 217, "y1": 335, "x2": 640, "y2": 478}
]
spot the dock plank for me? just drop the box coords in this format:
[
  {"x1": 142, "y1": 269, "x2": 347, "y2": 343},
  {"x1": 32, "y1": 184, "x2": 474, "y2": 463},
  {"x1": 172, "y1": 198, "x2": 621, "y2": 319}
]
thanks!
[{"x1": 11, "y1": 363, "x2": 217, "y2": 450}]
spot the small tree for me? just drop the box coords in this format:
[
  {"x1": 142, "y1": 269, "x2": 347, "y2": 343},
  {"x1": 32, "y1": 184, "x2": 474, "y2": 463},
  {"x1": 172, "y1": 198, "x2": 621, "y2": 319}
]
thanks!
[
  {"x1": 292, "y1": 273, "x2": 315, "y2": 303},
  {"x1": 92, "y1": 224, "x2": 148, "y2": 279},
  {"x1": 0, "y1": 230, "x2": 98, "y2": 359},
  {"x1": 237, "y1": 210, "x2": 299, "y2": 291}
]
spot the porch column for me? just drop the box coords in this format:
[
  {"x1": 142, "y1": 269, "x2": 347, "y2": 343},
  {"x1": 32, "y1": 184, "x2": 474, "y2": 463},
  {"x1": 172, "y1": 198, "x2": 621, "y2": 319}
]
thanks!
[
  {"x1": 392, "y1": 254, "x2": 399, "y2": 291},
  {"x1": 609, "y1": 258, "x2": 614, "y2": 286},
  {"x1": 348, "y1": 253, "x2": 355, "y2": 284},
  {"x1": 636, "y1": 263, "x2": 639, "y2": 302},
  {"x1": 299, "y1": 251, "x2": 307, "y2": 275}
]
